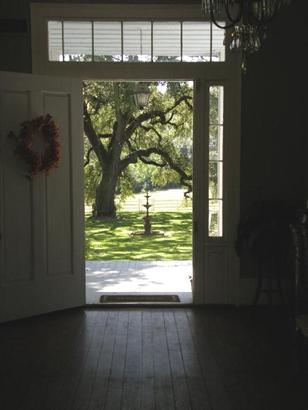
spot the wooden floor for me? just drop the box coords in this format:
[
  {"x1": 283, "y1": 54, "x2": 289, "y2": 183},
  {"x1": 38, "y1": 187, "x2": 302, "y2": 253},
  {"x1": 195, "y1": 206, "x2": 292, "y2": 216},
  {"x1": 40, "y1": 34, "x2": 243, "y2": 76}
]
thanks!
[{"x1": 0, "y1": 307, "x2": 306, "y2": 410}]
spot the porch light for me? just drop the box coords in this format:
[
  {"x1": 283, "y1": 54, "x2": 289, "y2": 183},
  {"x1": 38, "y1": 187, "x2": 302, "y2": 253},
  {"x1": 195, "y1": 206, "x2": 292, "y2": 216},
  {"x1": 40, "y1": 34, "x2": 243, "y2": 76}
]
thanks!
[{"x1": 133, "y1": 82, "x2": 151, "y2": 109}]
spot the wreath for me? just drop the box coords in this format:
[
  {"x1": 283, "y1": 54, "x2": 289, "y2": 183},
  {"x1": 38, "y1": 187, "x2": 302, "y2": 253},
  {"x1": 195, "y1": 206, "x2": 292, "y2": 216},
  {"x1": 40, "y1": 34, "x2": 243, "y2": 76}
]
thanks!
[{"x1": 14, "y1": 114, "x2": 60, "y2": 176}]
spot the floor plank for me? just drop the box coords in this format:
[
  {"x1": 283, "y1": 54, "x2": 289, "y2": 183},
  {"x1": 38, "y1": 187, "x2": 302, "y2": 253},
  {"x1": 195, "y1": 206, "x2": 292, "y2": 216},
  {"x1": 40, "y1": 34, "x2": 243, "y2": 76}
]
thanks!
[
  {"x1": 163, "y1": 311, "x2": 192, "y2": 410},
  {"x1": 186, "y1": 310, "x2": 231, "y2": 410},
  {"x1": 121, "y1": 311, "x2": 143, "y2": 410},
  {"x1": 0, "y1": 307, "x2": 306, "y2": 410},
  {"x1": 174, "y1": 310, "x2": 212, "y2": 410},
  {"x1": 88, "y1": 311, "x2": 120, "y2": 410},
  {"x1": 104, "y1": 311, "x2": 129, "y2": 410},
  {"x1": 151, "y1": 310, "x2": 176, "y2": 410},
  {"x1": 140, "y1": 310, "x2": 155, "y2": 410},
  {"x1": 70, "y1": 311, "x2": 109, "y2": 410}
]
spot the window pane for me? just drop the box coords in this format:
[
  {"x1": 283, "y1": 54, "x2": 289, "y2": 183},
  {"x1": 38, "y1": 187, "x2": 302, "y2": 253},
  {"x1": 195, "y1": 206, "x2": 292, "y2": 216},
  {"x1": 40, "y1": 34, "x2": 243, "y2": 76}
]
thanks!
[
  {"x1": 153, "y1": 22, "x2": 181, "y2": 62},
  {"x1": 209, "y1": 86, "x2": 224, "y2": 125},
  {"x1": 47, "y1": 19, "x2": 226, "y2": 64},
  {"x1": 48, "y1": 21, "x2": 63, "y2": 61},
  {"x1": 209, "y1": 162, "x2": 223, "y2": 199},
  {"x1": 209, "y1": 85, "x2": 224, "y2": 238},
  {"x1": 123, "y1": 21, "x2": 151, "y2": 62},
  {"x1": 212, "y1": 24, "x2": 225, "y2": 61},
  {"x1": 209, "y1": 125, "x2": 223, "y2": 160},
  {"x1": 209, "y1": 200, "x2": 223, "y2": 237},
  {"x1": 63, "y1": 21, "x2": 92, "y2": 62},
  {"x1": 182, "y1": 22, "x2": 211, "y2": 62},
  {"x1": 94, "y1": 22, "x2": 122, "y2": 62}
]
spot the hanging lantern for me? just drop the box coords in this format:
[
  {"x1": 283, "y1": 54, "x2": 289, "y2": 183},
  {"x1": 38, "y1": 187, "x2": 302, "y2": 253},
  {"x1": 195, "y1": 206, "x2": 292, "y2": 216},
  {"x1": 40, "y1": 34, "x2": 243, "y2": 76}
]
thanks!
[{"x1": 133, "y1": 82, "x2": 151, "y2": 109}]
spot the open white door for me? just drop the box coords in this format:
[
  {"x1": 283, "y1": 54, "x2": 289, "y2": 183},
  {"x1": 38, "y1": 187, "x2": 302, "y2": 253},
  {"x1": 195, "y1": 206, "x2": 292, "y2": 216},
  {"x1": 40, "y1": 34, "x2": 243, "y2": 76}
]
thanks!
[
  {"x1": 0, "y1": 71, "x2": 85, "y2": 322},
  {"x1": 193, "y1": 79, "x2": 240, "y2": 304}
]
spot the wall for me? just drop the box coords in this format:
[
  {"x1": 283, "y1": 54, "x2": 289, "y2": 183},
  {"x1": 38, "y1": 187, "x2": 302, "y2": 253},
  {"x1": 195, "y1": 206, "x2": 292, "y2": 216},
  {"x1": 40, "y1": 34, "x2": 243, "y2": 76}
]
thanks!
[
  {"x1": 240, "y1": 0, "x2": 308, "y2": 278},
  {"x1": 241, "y1": 1, "x2": 308, "y2": 210},
  {"x1": 0, "y1": 0, "x2": 307, "y2": 279}
]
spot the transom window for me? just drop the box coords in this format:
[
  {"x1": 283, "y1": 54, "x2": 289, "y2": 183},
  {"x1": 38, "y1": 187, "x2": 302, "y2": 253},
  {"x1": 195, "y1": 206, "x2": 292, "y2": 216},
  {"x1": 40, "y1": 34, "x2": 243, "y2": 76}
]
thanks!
[{"x1": 48, "y1": 20, "x2": 225, "y2": 63}]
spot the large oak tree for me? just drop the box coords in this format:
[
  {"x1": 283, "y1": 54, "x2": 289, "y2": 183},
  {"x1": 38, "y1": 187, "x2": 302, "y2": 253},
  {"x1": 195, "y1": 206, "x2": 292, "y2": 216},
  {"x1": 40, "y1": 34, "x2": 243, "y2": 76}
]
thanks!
[{"x1": 83, "y1": 81, "x2": 193, "y2": 218}]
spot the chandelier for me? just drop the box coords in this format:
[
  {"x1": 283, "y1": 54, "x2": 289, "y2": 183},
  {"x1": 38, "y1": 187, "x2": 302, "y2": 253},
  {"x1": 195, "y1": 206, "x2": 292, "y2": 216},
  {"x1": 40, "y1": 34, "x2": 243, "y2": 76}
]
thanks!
[{"x1": 201, "y1": 0, "x2": 291, "y2": 72}]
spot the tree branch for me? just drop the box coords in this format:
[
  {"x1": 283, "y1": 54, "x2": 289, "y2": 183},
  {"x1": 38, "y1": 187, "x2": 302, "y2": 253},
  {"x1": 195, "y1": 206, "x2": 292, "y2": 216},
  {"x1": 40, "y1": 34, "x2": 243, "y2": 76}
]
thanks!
[
  {"x1": 124, "y1": 95, "x2": 192, "y2": 141},
  {"x1": 140, "y1": 125, "x2": 163, "y2": 144},
  {"x1": 84, "y1": 146, "x2": 94, "y2": 167},
  {"x1": 184, "y1": 99, "x2": 193, "y2": 111},
  {"x1": 139, "y1": 156, "x2": 166, "y2": 167},
  {"x1": 120, "y1": 146, "x2": 192, "y2": 196}
]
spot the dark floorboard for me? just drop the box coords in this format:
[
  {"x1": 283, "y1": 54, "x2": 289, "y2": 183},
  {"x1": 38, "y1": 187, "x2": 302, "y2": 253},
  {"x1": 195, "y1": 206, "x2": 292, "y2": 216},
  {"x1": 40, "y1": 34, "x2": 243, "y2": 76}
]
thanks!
[{"x1": 0, "y1": 307, "x2": 307, "y2": 410}]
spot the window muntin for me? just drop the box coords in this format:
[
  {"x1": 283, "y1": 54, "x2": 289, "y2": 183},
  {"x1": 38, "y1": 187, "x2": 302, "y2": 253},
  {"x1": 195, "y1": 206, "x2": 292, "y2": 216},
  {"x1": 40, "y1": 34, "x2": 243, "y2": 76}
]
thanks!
[
  {"x1": 47, "y1": 20, "x2": 225, "y2": 63},
  {"x1": 208, "y1": 86, "x2": 224, "y2": 237}
]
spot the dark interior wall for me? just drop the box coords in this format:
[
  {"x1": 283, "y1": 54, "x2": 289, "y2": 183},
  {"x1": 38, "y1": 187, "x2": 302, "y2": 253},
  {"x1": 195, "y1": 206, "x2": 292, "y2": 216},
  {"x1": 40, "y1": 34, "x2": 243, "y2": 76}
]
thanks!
[
  {"x1": 0, "y1": 0, "x2": 307, "y2": 277},
  {"x1": 241, "y1": 1, "x2": 308, "y2": 211},
  {"x1": 240, "y1": 0, "x2": 308, "y2": 277}
]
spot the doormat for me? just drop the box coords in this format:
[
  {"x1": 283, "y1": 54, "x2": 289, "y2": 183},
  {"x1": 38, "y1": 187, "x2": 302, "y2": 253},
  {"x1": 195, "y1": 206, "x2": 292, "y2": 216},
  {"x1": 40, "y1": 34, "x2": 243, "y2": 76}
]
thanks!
[{"x1": 100, "y1": 294, "x2": 180, "y2": 303}]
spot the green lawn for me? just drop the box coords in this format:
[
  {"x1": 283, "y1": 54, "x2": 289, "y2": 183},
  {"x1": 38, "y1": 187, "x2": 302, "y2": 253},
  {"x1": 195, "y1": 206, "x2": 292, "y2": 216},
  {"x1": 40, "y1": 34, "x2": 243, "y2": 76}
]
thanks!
[{"x1": 85, "y1": 211, "x2": 192, "y2": 260}]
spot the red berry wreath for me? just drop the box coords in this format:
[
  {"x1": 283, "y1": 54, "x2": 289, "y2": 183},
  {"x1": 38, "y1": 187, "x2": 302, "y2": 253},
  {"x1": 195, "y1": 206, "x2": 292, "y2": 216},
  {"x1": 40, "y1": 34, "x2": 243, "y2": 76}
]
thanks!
[{"x1": 14, "y1": 114, "x2": 60, "y2": 176}]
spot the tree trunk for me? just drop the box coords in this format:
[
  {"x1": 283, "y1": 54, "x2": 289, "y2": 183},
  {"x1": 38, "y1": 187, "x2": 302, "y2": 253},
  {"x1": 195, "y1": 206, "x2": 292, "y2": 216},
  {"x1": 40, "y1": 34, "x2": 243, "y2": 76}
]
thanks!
[{"x1": 95, "y1": 163, "x2": 119, "y2": 218}]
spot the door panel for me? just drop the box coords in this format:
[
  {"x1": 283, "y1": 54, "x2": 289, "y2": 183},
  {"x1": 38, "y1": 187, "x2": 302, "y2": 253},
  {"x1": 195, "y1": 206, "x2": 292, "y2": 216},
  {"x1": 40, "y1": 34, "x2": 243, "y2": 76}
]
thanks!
[
  {"x1": 0, "y1": 71, "x2": 84, "y2": 322},
  {"x1": 193, "y1": 79, "x2": 240, "y2": 304},
  {"x1": 44, "y1": 93, "x2": 73, "y2": 277}
]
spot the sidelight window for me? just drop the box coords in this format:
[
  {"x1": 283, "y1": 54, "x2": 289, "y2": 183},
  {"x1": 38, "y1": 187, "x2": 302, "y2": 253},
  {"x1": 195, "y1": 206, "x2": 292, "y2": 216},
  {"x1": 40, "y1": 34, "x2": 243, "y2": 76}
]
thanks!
[{"x1": 208, "y1": 85, "x2": 224, "y2": 237}]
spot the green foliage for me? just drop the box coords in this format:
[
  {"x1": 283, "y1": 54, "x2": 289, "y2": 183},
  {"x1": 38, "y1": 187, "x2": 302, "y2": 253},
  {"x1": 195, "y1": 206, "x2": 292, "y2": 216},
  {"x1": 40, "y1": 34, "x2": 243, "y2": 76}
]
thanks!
[
  {"x1": 85, "y1": 211, "x2": 192, "y2": 260},
  {"x1": 83, "y1": 81, "x2": 193, "y2": 206}
]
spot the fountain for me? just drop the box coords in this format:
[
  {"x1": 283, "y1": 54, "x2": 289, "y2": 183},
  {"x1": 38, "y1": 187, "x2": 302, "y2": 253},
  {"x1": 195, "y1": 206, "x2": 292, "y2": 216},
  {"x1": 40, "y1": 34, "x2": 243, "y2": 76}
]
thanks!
[{"x1": 130, "y1": 190, "x2": 164, "y2": 237}]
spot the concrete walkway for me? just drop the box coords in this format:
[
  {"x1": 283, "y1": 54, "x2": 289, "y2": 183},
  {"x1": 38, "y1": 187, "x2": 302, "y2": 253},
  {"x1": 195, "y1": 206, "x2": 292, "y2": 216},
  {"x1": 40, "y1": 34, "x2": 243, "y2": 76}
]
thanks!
[{"x1": 86, "y1": 260, "x2": 192, "y2": 304}]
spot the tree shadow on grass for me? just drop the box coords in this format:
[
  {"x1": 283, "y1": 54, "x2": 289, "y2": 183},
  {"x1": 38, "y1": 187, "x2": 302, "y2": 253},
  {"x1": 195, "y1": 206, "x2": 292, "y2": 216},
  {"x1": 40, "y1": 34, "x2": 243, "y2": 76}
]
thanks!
[{"x1": 85, "y1": 211, "x2": 192, "y2": 260}]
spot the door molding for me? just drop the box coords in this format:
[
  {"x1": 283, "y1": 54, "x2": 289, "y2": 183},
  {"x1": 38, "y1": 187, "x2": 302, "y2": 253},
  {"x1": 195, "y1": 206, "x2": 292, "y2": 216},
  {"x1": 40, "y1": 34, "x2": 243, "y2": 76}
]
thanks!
[{"x1": 30, "y1": 3, "x2": 242, "y2": 305}]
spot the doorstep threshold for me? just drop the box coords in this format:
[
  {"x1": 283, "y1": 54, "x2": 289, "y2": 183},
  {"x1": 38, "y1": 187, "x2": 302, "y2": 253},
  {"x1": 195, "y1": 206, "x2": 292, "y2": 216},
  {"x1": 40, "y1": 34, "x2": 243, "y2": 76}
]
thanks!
[{"x1": 86, "y1": 292, "x2": 192, "y2": 306}]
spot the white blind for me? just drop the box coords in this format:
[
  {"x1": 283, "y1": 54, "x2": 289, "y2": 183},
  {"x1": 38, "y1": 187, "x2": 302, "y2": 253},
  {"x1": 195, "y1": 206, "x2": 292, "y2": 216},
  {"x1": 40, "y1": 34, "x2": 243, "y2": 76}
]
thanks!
[{"x1": 48, "y1": 20, "x2": 225, "y2": 63}]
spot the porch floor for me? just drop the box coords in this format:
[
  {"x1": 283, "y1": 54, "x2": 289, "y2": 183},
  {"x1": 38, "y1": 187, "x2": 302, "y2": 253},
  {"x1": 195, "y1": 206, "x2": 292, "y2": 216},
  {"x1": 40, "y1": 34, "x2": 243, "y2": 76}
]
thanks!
[{"x1": 86, "y1": 260, "x2": 192, "y2": 304}]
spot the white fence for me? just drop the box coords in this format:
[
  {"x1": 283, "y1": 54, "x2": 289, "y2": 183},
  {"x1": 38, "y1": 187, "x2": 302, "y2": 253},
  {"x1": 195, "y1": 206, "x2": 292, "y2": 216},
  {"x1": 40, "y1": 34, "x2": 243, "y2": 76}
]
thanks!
[
  {"x1": 118, "y1": 198, "x2": 192, "y2": 212},
  {"x1": 85, "y1": 189, "x2": 193, "y2": 213}
]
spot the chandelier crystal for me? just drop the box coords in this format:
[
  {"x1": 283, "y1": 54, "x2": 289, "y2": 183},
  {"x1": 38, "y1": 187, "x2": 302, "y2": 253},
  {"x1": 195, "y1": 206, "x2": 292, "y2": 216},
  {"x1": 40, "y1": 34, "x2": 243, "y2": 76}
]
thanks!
[{"x1": 202, "y1": 0, "x2": 291, "y2": 72}]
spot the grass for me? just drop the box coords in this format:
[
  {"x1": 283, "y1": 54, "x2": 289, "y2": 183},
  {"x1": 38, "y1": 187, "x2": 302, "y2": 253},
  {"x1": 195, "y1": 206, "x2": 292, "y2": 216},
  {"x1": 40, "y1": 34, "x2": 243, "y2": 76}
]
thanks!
[{"x1": 85, "y1": 211, "x2": 192, "y2": 260}]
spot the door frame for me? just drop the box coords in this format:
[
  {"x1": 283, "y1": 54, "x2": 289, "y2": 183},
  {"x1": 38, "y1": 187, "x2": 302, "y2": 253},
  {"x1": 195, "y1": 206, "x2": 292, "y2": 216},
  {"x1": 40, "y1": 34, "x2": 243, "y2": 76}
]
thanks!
[{"x1": 31, "y1": 3, "x2": 242, "y2": 305}]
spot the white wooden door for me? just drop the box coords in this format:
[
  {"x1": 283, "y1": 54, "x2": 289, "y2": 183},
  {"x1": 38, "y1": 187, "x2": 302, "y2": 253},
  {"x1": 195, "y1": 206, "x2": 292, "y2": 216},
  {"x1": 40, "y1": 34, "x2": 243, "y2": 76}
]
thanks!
[
  {"x1": 0, "y1": 71, "x2": 85, "y2": 322},
  {"x1": 192, "y1": 79, "x2": 241, "y2": 304}
]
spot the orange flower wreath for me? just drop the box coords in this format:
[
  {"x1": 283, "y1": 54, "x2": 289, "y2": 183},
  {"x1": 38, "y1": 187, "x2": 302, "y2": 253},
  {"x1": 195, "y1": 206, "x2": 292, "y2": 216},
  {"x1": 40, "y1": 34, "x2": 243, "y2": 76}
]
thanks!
[{"x1": 14, "y1": 114, "x2": 60, "y2": 176}]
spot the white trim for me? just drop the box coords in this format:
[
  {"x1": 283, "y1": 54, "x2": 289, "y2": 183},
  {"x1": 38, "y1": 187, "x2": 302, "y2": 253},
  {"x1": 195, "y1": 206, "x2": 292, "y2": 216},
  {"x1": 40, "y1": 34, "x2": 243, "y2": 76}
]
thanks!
[
  {"x1": 31, "y1": 3, "x2": 234, "y2": 78},
  {"x1": 31, "y1": 3, "x2": 242, "y2": 305},
  {"x1": 193, "y1": 74, "x2": 241, "y2": 305},
  {"x1": 31, "y1": 3, "x2": 207, "y2": 20}
]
